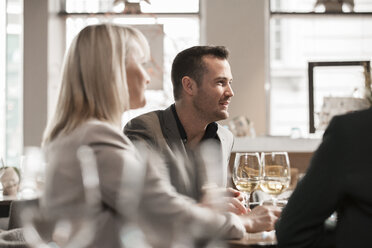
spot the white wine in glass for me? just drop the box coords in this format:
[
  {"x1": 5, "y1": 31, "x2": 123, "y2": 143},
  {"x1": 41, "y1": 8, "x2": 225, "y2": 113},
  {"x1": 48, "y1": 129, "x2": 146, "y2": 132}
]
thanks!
[
  {"x1": 233, "y1": 153, "x2": 262, "y2": 208},
  {"x1": 261, "y1": 152, "x2": 291, "y2": 205}
]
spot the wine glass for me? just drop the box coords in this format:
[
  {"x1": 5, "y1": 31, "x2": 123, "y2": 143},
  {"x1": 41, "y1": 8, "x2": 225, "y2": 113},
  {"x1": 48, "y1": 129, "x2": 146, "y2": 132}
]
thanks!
[
  {"x1": 18, "y1": 147, "x2": 46, "y2": 199},
  {"x1": 260, "y1": 152, "x2": 291, "y2": 206},
  {"x1": 232, "y1": 152, "x2": 262, "y2": 209},
  {"x1": 22, "y1": 145, "x2": 101, "y2": 248}
]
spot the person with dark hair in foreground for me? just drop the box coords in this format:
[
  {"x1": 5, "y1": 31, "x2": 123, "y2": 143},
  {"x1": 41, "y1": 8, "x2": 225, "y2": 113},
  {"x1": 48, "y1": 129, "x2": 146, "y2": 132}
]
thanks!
[{"x1": 276, "y1": 108, "x2": 372, "y2": 248}]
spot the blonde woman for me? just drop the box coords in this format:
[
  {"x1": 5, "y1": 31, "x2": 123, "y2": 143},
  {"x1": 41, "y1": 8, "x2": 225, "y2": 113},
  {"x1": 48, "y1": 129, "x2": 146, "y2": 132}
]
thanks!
[{"x1": 42, "y1": 24, "x2": 280, "y2": 248}]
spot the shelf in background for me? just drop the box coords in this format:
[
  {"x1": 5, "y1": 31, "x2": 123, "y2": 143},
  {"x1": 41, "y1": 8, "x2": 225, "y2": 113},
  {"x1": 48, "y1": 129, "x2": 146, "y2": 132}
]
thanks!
[{"x1": 232, "y1": 136, "x2": 321, "y2": 153}]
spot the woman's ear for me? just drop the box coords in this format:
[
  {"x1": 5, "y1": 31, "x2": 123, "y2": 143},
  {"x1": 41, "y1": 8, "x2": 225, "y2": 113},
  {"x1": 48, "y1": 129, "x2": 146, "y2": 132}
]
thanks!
[{"x1": 181, "y1": 76, "x2": 197, "y2": 96}]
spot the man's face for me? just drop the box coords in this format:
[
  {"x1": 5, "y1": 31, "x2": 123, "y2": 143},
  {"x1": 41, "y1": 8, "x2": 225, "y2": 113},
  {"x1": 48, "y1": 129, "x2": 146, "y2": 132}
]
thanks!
[{"x1": 192, "y1": 55, "x2": 234, "y2": 123}]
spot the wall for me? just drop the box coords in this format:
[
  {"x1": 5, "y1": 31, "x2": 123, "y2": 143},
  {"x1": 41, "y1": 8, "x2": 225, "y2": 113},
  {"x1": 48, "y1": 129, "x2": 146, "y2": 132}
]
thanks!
[
  {"x1": 201, "y1": 0, "x2": 269, "y2": 135},
  {"x1": 23, "y1": 0, "x2": 64, "y2": 148},
  {"x1": 23, "y1": 0, "x2": 48, "y2": 147}
]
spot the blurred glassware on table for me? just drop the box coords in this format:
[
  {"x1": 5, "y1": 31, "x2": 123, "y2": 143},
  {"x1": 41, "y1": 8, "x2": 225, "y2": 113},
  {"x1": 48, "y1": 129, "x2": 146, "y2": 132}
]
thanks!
[
  {"x1": 1, "y1": 167, "x2": 20, "y2": 196},
  {"x1": 18, "y1": 147, "x2": 46, "y2": 199},
  {"x1": 228, "y1": 116, "x2": 256, "y2": 138},
  {"x1": 173, "y1": 141, "x2": 229, "y2": 248},
  {"x1": 22, "y1": 146, "x2": 100, "y2": 248},
  {"x1": 260, "y1": 152, "x2": 291, "y2": 206},
  {"x1": 290, "y1": 127, "x2": 302, "y2": 139},
  {"x1": 0, "y1": 156, "x2": 23, "y2": 197},
  {"x1": 232, "y1": 152, "x2": 262, "y2": 209},
  {"x1": 199, "y1": 140, "x2": 230, "y2": 213},
  {"x1": 199, "y1": 139, "x2": 225, "y2": 187},
  {"x1": 289, "y1": 167, "x2": 299, "y2": 190},
  {"x1": 251, "y1": 190, "x2": 290, "y2": 209}
]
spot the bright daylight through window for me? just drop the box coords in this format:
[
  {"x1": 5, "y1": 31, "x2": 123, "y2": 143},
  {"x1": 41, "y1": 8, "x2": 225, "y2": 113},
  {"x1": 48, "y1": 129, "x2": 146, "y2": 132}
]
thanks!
[
  {"x1": 269, "y1": 0, "x2": 372, "y2": 137},
  {"x1": 1, "y1": 0, "x2": 23, "y2": 167},
  {"x1": 61, "y1": 0, "x2": 200, "y2": 125}
]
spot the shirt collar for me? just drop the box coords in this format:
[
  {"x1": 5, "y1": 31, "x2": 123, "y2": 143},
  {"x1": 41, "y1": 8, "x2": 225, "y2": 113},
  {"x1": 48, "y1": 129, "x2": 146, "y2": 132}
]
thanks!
[{"x1": 171, "y1": 103, "x2": 219, "y2": 144}]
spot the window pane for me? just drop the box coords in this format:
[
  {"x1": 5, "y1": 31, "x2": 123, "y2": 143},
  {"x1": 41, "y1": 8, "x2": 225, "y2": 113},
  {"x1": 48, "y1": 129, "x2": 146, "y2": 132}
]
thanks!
[
  {"x1": 4, "y1": 0, "x2": 23, "y2": 166},
  {"x1": 0, "y1": 1, "x2": 5, "y2": 159},
  {"x1": 270, "y1": 17, "x2": 372, "y2": 136},
  {"x1": 63, "y1": 15, "x2": 199, "y2": 124},
  {"x1": 270, "y1": 0, "x2": 372, "y2": 12},
  {"x1": 65, "y1": 0, "x2": 199, "y2": 13},
  {"x1": 140, "y1": 0, "x2": 199, "y2": 13},
  {"x1": 66, "y1": 0, "x2": 113, "y2": 13},
  {"x1": 313, "y1": 66, "x2": 367, "y2": 131}
]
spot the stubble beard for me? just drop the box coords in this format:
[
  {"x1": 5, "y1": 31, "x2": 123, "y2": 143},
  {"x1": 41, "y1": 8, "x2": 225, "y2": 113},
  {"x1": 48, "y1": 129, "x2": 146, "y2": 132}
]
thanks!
[{"x1": 192, "y1": 95, "x2": 229, "y2": 123}]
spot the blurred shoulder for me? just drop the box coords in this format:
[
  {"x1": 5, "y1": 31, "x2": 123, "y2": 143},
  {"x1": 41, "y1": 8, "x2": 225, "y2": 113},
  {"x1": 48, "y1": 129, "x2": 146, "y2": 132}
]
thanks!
[
  {"x1": 83, "y1": 119, "x2": 122, "y2": 135},
  {"x1": 217, "y1": 123, "x2": 234, "y2": 141},
  {"x1": 330, "y1": 107, "x2": 372, "y2": 132},
  {"x1": 126, "y1": 111, "x2": 160, "y2": 127},
  {"x1": 80, "y1": 119, "x2": 129, "y2": 146},
  {"x1": 324, "y1": 108, "x2": 372, "y2": 151},
  {"x1": 124, "y1": 111, "x2": 162, "y2": 135}
]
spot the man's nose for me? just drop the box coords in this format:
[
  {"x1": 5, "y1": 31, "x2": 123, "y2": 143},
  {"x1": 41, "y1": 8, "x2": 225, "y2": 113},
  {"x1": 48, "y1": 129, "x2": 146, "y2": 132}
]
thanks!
[{"x1": 226, "y1": 84, "x2": 234, "y2": 97}]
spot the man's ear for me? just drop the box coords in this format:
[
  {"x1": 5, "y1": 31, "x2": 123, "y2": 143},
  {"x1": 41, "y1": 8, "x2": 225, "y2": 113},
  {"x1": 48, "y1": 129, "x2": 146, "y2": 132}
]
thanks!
[{"x1": 181, "y1": 76, "x2": 197, "y2": 96}]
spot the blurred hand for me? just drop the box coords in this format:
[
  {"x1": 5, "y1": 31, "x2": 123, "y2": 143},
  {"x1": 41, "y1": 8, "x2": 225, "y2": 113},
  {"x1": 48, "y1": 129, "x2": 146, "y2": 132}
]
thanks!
[
  {"x1": 226, "y1": 187, "x2": 244, "y2": 202},
  {"x1": 200, "y1": 187, "x2": 247, "y2": 215},
  {"x1": 241, "y1": 205, "x2": 281, "y2": 233}
]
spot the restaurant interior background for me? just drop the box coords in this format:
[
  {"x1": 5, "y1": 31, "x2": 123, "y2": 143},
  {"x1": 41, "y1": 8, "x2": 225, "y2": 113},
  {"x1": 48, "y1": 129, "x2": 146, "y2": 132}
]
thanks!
[{"x1": 2, "y1": 0, "x2": 372, "y2": 167}]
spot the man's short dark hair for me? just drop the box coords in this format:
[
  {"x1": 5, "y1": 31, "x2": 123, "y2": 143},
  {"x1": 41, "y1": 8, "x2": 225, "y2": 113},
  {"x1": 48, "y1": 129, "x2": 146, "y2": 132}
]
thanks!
[{"x1": 171, "y1": 46, "x2": 229, "y2": 100}]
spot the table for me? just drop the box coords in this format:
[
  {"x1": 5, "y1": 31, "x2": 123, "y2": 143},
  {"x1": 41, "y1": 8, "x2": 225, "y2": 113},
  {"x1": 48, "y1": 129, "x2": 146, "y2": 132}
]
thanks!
[
  {"x1": 0, "y1": 200, "x2": 12, "y2": 218},
  {"x1": 229, "y1": 231, "x2": 277, "y2": 248},
  {"x1": 0, "y1": 195, "x2": 21, "y2": 218},
  {"x1": 0, "y1": 194, "x2": 36, "y2": 218}
]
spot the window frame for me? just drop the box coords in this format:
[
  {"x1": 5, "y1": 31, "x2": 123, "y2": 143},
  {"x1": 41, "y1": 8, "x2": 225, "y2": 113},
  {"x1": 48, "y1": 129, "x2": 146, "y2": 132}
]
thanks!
[
  {"x1": 308, "y1": 60, "x2": 371, "y2": 133},
  {"x1": 269, "y1": 1, "x2": 372, "y2": 136}
]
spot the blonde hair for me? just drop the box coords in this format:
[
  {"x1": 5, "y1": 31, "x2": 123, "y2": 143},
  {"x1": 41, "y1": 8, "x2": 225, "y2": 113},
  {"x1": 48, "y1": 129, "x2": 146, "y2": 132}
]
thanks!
[{"x1": 42, "y1": 24, "x2": 150, "y2": 144}]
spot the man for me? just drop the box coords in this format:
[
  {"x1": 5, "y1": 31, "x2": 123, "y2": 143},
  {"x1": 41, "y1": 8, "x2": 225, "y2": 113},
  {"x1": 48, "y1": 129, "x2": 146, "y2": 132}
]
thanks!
[
  {"x1": 125, "y1": 46, "x2": 281, "y2": 246},
  {"x1": 124, "y1": 46, "x2": 235, "y2": 204}
]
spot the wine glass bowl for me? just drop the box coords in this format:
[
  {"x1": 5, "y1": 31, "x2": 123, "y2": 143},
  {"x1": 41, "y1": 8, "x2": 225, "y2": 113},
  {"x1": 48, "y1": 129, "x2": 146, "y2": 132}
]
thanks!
[
  {"x1": 260, "y1": 152, "x2": 291, "y2": 205},
  {"x1": 232, "y1": 152, "x2": 262, "y2": 208}
]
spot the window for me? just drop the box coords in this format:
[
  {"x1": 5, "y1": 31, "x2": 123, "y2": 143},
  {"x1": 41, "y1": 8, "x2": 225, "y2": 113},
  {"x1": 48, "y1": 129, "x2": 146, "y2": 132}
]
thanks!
[
  {"x1": 65, "y1": 0, "x2": 199, "y2": 13},
  {"x1": 0, "y1": 0, "x2": 23, "y2": 166},
  {"x1": 0, "y1": 1, "x2": 5, "y2": 161},
  {"x1": 269, "y1": 0, "x2": 372, "y2": 137},
  {"x1": 59, "y1": 0, "x2": 200, "y2": 125}
]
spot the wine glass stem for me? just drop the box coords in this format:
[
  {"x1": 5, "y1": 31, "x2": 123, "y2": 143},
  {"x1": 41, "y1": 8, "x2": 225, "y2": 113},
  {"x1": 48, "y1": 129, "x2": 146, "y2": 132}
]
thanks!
[
  {"x1": 244, "y1": 192, "x2": 251, "y2": 209},
  {"x1": 272, "y1": 196, "x2": 277, "y2": 206}
]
